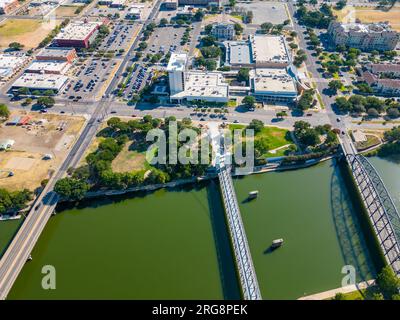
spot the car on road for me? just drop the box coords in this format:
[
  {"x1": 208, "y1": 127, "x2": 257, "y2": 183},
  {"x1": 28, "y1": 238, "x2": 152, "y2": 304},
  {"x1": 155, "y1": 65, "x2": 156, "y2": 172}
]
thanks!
[{"x1": 233, "y1": 120, "x2": 239, "y2": 123}]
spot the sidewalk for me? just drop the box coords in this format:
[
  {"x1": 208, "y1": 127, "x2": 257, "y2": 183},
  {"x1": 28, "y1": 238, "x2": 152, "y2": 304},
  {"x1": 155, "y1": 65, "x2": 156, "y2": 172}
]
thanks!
[{"x1": 298, "y1": 280, "x2": 375, "y2": 300}]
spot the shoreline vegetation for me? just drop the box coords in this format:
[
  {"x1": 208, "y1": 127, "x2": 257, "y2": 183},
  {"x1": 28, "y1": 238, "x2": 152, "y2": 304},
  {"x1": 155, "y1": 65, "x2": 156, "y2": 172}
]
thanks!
[{"x1": 54, "y1": 117, "x2": 340, "y2": 202}]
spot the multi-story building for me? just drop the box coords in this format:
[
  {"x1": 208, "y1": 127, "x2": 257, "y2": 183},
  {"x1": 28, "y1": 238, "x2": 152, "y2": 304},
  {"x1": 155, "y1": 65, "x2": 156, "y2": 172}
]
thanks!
[
  {"x1": 224, "y1": 35, "x2": 291, "y2": 69},
  {"x1": 54, "y1": 20, "x2": 105, "y2": 48},
  {"x1": 167, "y1": 52, "x2": 187, "y2": 95},
  {"x1": 328, "y1": 21, "x2": 400, "y2": 51},
  {"x1": 362, "y1": 68, "x2": 400, "y2": 97},
  {"x1": 167, "y1": 53, "x2": 229, "y2": 103},
  {"x1": 36, "y1": 47, "x2": 78, "y2": 63},
  {"x1": 365, "y1": 63, "x2": 400, "y2": 78},
  {"x1": 250, "y1": 68, "x2": 298, "y2": 103},
  {"x1": 0, "y1": 0, "x2": 18, "y2": 14},
  {"x1": 211, "y1": 23, "x2": 235, "y2": 41},
  {"x1": 163, "y1": 0, "x2": 177, "y2": 9}
]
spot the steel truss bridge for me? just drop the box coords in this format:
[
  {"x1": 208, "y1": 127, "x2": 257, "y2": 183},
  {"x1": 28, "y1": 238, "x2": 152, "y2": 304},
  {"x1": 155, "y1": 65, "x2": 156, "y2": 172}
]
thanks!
[
  {"x1": 218, "y1": 160, "x2": 262, "y2": 300},
  {"x1": 346, "y1": 153, "x2": 400, "y2": 275}
]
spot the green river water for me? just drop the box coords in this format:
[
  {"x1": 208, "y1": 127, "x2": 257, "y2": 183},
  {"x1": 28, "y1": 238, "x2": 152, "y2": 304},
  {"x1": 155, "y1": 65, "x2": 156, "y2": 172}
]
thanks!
[{"x1": 3, "y1": 157, "x2": 400, "y2": 299}]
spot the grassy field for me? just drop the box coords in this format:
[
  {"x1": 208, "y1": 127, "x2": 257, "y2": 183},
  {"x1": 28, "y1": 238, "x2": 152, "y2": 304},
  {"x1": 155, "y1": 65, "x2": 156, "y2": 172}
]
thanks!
[
  {"x1": 111, "y1": 143, "x2": 148, "y2": 173},
  {"x1": 0, "y1": 19, "x2": 61, "y2": 49},
  {"x1": 333, "y1": 6, "x2": 400, "y2": 31},
  {"x1": 229, "y1": 124, "x2": 294, "y2": 157}
]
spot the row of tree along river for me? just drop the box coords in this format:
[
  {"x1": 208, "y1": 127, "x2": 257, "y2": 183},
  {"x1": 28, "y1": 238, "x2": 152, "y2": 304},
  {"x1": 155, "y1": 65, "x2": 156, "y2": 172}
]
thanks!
[{"x1": 2, "y1": 157, "x2": 400, "y2": 299}]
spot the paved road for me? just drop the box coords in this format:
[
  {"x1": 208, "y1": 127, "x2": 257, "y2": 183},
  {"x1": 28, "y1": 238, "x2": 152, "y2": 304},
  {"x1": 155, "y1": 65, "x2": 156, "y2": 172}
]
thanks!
[{"x1": 0, "y1": 0, "x2": 163, "y2": 300}]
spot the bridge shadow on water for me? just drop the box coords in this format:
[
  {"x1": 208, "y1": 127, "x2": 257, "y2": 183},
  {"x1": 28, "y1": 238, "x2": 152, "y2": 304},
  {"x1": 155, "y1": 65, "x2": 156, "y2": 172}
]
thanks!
[
  {"x1": 206, "y1": 179, "x2": 242, "y2": 300},
  {"x1": 330, "y1": 159, "x2": 378, "y2": 282}
]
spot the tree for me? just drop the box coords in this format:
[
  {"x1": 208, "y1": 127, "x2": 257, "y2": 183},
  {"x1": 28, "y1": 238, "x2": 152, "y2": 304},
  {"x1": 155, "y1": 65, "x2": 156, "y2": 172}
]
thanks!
[
  {"x1": 247, "y1": 119, "x2": 264, "y2": 134},
  {"x1": 376, "y1": 266, "x2": 400, "y2": 299},
  {"x1": 204, "y1": 24, "x2": 213, "y2": 35},
  {"x1": 333, "y1": 293, "x2": 345, "y2": 300},
  {"x1": 297, "y1": 89, "x2": 315, "y2": 110},
  {"x1": 138, "y1": 41, "x2": 147, "y2": 51},
  {"x1": 387, "y1": 108, "x2": 400, "y2": 119},
  {"x1": 367, "y1": 108, "x2": 379, "y2": 118},
  {"x1": 201, "y1": 35, "x2": 216, "y2": 47},
  {"x1": 0, "y1": 188, "x2": 32, "y2": 214},
  {"x1": 335, "y1": 0, "x2": 347, "y2": 10},
  {"x1": 276, "y1": 111, "x2": 287, "y2": 118},
  {"x1": 234, "y1": 23, "x2": 243, "y2": 35},
  {"x1": 159, "y1": 18, "x2": 168, "y2": 27},
  {"x1": 372, "y1": 293, "x2": 385, "y2": 300},
  {"x1": 0, "y1": 104, "x2": 10, "y2": 120},
  {"x1": 242, "y1": 96, "x2": 256, "y2": 109},
  {"x1": 37, "y1": 96, "x2": 55, "y2": 108},
  {"x1": 17, "y1": 87, "x2": 30, "y2": 96},
  {"x1": 237, "y1": 68, "x2": 250, "y2": 84},
  {"x1": 194, "y1": 9, "x2": 204, "y2": 22},
  {"x1": 8, "y1": 42, "x2": 24, "y2": 51},
  {"x1": 260, "y1": 22, "x2": 273, "y2": 34},
  {"x1": 54, "y1": 178, "x2": 89, "y2": 200},
  {"x1": 328, "y1": 80, "x2": 342, "y2": 93}
]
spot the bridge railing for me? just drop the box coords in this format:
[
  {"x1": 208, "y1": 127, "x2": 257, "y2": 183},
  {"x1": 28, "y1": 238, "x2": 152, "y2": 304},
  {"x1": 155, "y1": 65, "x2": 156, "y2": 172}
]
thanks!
[
  {"x1": 218, "y1": 163, "x2": 262, "y2": 300},
  {"x1": 346, "y1": 154, "x2": 400, "y2": 275}
]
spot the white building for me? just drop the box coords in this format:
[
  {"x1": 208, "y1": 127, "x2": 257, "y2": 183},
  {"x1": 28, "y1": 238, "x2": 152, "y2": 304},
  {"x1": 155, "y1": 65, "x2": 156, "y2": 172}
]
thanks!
[
  {"x1": 25, "y1": 61, "x2": 70, "y2": 75},
  {"x1": 328, "y1": 21, "x2": 400, "y2": 51},
  {"x1": 224, "y1": 35, "x2": 291, "y2": 68},
  {"x1": 250, "y1": 68, "x2": 298, "y2": 103},
  {"x1": 211, "y1": 23, "x2": 235, "y2": 41},
  {"x1": 170, "y1": 71, "x2": 229, "y2": 103},
  {"x1": 0, "y1": 53, "x2": 29, "y2": 82},
  {"x1": 11, "y1": 73, "x2": 69, "y2": 93},
  {"x1": 167, "y1": 53, "x2": 228, "y2": 103},
  {"x1": 126, "y1": 5, "x2": 143, "y2": 20},
  {"x1": 0, "y1": 0, "x2": 18, "y2": 14},
  {"x1": 167, "y1": 52, "x2": 187, "y2": 95}
]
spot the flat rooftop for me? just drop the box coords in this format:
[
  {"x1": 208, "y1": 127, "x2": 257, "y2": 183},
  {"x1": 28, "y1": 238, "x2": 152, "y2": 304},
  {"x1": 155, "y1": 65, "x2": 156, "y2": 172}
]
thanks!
[
  {"x1": 250, "y1": 35, "x2": 290, "y2": 64},
  {"x1": 341, "y1": 22, "x2": 395, "y2": 33},
  {"x1": 0, "y1": 0, "x2": 16, "y2": 7},
  {"x1": 26, "y1": 61, "x2": 70, "y2": 74},
  {"x1": 37, "y1": 47, "x2": 76, "y2": 57},
  {"x1": 55, "y1": 21, "x2": 102, "y2": 41},
  {"x1": 225, "y1": 41, "x2": 252, "y2": 65},
  {"x1": 167, "y1": 53, "x2": 187, "y2": 72},
  {"x1": 251, "y1": 68, "x2": 297, "y2": 94},
  {"x1": 12, "y1": 73, "x2": 68, "y2": 89},
  {"x1": 0, "y1": 54, "x2": 28, "y2": 78},
  {"x1": 173, "y1": 71, "x2": 228, "y2": 99}
]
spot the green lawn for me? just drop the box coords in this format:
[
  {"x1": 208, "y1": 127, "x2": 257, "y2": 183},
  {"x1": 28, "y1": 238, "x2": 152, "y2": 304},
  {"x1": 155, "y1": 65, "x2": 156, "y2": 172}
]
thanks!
[{"x1": 229, "y1": 124, "x2": 294, "y2": 157}]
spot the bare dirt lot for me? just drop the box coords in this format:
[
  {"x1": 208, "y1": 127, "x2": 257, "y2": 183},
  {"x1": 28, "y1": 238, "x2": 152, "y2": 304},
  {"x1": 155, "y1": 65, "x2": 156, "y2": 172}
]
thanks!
[
  {"x1": 334, "y1": 6, "x2": 400, "y2": 31},
  {"x1": 0, "y1": 19, "x2": 62, "y2": 49},
  {"x1": 0, "y1": 111, "x2": 85, "y2": 191}
]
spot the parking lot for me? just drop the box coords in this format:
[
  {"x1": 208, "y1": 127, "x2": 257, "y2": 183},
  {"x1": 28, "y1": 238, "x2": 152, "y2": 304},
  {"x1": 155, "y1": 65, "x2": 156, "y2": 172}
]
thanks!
[
  {"x1": 119, "y1": 25, "x2": 189, "y2": 100},
  {"x1": 236, "y1": 1, "x2": 290, "y2": 26},
  {"x1": 87, "y1": 2, "x2": 154, "y2": 21},
  {"x1": 61, "y1": 58, "x2": 118, "y2": 101},
  {"x1": 98, "y1": 22, "x2": 139, "y2": 52}
]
